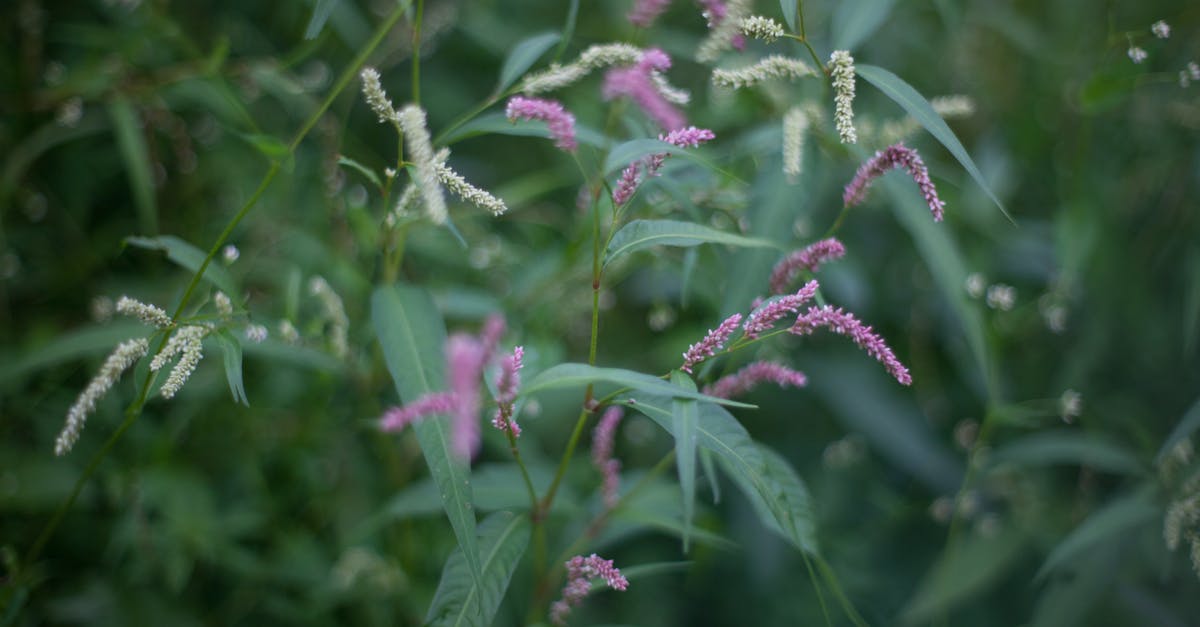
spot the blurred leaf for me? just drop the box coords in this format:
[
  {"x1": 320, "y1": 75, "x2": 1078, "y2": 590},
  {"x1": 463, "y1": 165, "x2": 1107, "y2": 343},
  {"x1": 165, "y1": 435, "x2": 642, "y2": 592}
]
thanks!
[
  {"x1": 523, "y1": 363, "x2": 755, "y2": 408},
  {"x1": 107, "y1": 98, "x2": 158, "y2": 234},
  {"x1": 124, "y1": 235, "x2": 239, "y2": 298},
  {"x1": 620, "y1": 561, "x2": 691, "y2": 580},
  {"x1": 1156, "y1": 397, "x2": 1200, "y2": 465},
  {"x1": 242, "y1": 340, "x2": 344, "y2": 373},
  {"x1": 240, "y1": 133, "x2": 293, "y2": 170},
  {"x1": 304, "y1": 0, "x2": 340, "y2": 39},
  {"x1": 1029, "y1": 538, "x2": 1121, "y2": 627},
  {"x1": 779, "y1": 0, "x2": 797, "y2": 31},
  {"x1": 987, "y1": 430, "x2": 1146, "y2": 476},
  {"x1": 670, "y1": 370, "x2": 699, "y2": 552},
  {"x1": 1036, "y1": 487, "x2": 1157, "y2": 581},
  {"x1": 902, "y1": 525, "x2": 1026, "y2": 623},
  {"x1": 496, "y1": 32, "x2": 560, "y2": 93},
  {"x1": 1078, "y1": 69, "x2": 1137, "y2": 113},
  {"x1": 700, "y1": 447, "x2": 720, "y2": 503},
  {"x1": 371, "y1": 284, "x2": 483, "y2": 598},
  {"x1": 832, "y1": 0, "x2": 898, "y2": 50},
  {"x1": 856, "y1": 64, "x2": 1012, "y2": 222},
  {"x1": 337, "y1": 155, "x2": 382, "y2": 190},
  {"x1": 376, "y1": 462, "x2": 572, "y2": 522},
  {"x1": 212, "y1": 329, "x2": 249, "y2": 406},
  {"x1": 0, "y1": 321, "x2": 147, "y2": 386},
  {"x1": 604, "y1": 220, "x2": 777, "y2": 267},
  {"x1": 1184, "y1": 248, "x2": 1200, "y2": 353},
  {"x1": 443, "y1": 112, "x2": 607, "y2": 147},
  {"x1": 426, "y1": 512, "x2": 530, "y2": 627},
  {"x1": 623, "y1": 397, "x2": 818, "y2": 554},
  {"x1": 0, "y1": 114, "x2": 107, "y2": 206}
]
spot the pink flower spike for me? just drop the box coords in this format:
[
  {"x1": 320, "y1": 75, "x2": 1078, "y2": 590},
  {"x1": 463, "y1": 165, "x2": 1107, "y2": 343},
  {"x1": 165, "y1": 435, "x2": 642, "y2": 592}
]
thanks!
[
  {"x1": 612, "y1": 161, "x2": 643, "y2": 205},
  {"x1": 592, "y1": 406, "x2": 625, "y2": 508},
  {"x1": 380, "y1": 391, "x2": 457, "y2": 432},
  {"x1": 768, "y1": 239, "x2": 846, "y2": 295},
  {"x1": 446, "y1": 333, "x2": 487, "y2": 460},
  {"x1": 551, "y1": 553, "x2": 630, "y2": 625},
  {"x1": 681, "y1": 313, "x2": 743, "y2": 373},
  {"x1": 660, "y1": 126, "x2": 715, "y2": 148},
  {"x1": 743, "y1": 280, "x2": 820, "y2": 339},
  {"x1": 702, "y1": 361, "x2": 807, "y2": 399},
  {"x1": 628, "y1": 0, "x2": 672, "y2": 27},
  {"x1": 491, "y1": 346, "x2": 525, "y2": 437},
  {"x1": 505, "y1": 96, "x2": 578, "y2": 152},
  {"x1": 842, "y1": 143, "x2": 946, "y2": 222},
  {"x1": 603, "y1": 51, "x2": 687, "y2": 131},
  {"x1": 479, "y1": 313, "x2": 507, "y2": 363},
  {"x1": 790, "y1": 305, "x2": 913, "y2": 385},
  {"x1": 697, "y1": 0, "x2": 727, "y2": 27}
]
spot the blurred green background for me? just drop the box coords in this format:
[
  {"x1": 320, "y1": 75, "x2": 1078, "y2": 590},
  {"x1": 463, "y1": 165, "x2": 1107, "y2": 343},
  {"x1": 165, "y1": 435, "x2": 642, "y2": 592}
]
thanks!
[{"x1": 2, "y1": 0, "x2": 1199, "y2": 625}]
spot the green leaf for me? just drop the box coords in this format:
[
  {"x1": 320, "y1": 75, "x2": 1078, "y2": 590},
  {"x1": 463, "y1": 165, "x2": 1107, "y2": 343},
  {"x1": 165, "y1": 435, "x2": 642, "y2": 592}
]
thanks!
[
  {"x1": 1156, "y1": 396, "x2": 1200, "y2": 464},
  {"x1": 242, "y1": 340, "x2": 344, "y2": 373},
  {"x1": 779, "y1": 0, "x2": 797, "y2": 31},
  {"x1": 1035, "y1": 487, "x2": 1157, "y2": 582},
  {"x1": 0, "y1": 321, "x2": 146, "y2": 386},
  {"x1": 832, "y1": 0, "x2": 898, "y2": 50},
  {"x1": 856, "y1": 64, "x2": 1013, "y2": 222},
  {"x1": 213, "y1": 330, "x2": 249, "y2": 406},
  {"x1": 107, "y1": 98, "x2": 157, "y2": 234},
  {"x1": 371, "y1": 285, "x2": 483, "y2": 601},
  {"x1": 670, "y1": 371, "x2": 699, "y2": 552},
  {"x1": 901, "y1": 525, "x2": 1025, "y2": 623},
  {"x1": 623, "y1": 396, "x2": 818, "y2": 554},
  {"x1": 700, "y1": 447, "x2": 720, "y2": 504},
  {"x1": 986, "y1": 430, "x2": 1145, "y2": 476},
  {"x1": 304, "y1": 0, "x2": 340, "y2": 39},
  {"x1": 597, "y1": 477, "x2": 737, "y2": 552},
  {"x1": 522, "y1": 363, "x2": 755, "y2": 409},
  {"x1": 603, "y1": 138, "x2": 695, "y2": 174},
  {"x1": 337, "y1": 155, "x2": 382, "y2": 190},
  {"x1": 124, "y1": 235, "x2": 239, "y2": 298},
  {"x1": 496, "y1": 32, "x2": 560, "y2": 93},
  {"x1": 426, "y1": 512, "x2": 530, "y2": 627},
  {"x1": 443, "y1": 112, "x2": 608, "y2": 147},
  {"x1": 604, "y1": 220, "x2": 778, "y2": 267},
  {"x1": 241, "y1": 132, "x2": 293, "y2": 170}
]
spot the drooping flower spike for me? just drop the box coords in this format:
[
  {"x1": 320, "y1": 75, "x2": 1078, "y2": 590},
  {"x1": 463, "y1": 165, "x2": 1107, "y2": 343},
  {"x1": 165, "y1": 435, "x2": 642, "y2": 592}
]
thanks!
[
  {"x1": 612, "y1": 127, "x2": 715, "y2": 205},
  {"x1": 603, "y1": 48, "x2": 686, "y2": 131},
  {"x1": 829, "y1": 50, "x2": 858, "y2": 144},
  {"x1": 491, "y1": 346, "x2": 525, "y2": 437},
  {"x1": 790, "y1": 305, "x2": 912, "y2": 385},
  {"x1": 550, "y1": 554, "x2": 629, "y2": 626},
  {"x1": 592, "y1": 406, "x2": 625, "y2": 508},
  {"x1": 703, "y1": 361, "x2": 807, "y2": 399},
  {"x1": 55, "y1": 338, "x2": 149, "y2": 456},
  {"x1": 681, "y1": 313, "x2": 742, "y2": 373},
  {"x1": 842, "y1": 143, "x2": 945, "y2": 222},
  {"x1": 505, "y1": 96, "x2": 578, "y2": 152},
  {"x1": 711, "y1": 55, "x2": 816, "y2": 89},
  {"x1": 768, "y1": 239, "x2": 846, "y2": 294}
]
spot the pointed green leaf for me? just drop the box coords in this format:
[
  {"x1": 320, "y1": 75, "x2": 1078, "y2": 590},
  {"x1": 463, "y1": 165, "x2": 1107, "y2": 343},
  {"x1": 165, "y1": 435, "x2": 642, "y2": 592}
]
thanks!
[
  {"x1": 371, "y1": 285, "x2": 483, "y2": 601},
  {"x1": 856, "y1": 64, "x2": 1012, "y2": 222},
  {"x1": 832, "y1": 0, "x2": 898, "y2": 50},
  {"x1": 124, "y1": 235, "x2": 239, "y2": 298},
  {"x1": 986, "y1": 430, "x2": 1145, "y2": 476},
  {"x1": 522, "y1": 363, "x2": 755, "y2": 409},
  {"x1": 604, "y1": 220, "x2": 777, "y2": 267},
  {"x1": 1036, "y1": 487, "x2": 1157, "y2": 582},
  {"x1": 107, "y1": 98, "x2": 157, "y2": 234},
  {"x1": 304, "y1": 0, "x2": 340, "y2": 39},
  {"x1": 337, "y1": 155, "x2": 383, "y2": 190},
  {"x1": 700, "y1": 447, "x2": 720, "y2": 504},
  {"x1": 426, "y1": 512, "x2": 531, "y2": 627},
  {"x1": 670, "y1": 371, "x2": 699, "y2": 552},
  {"x1": 623, "y1": 396, "x2": 818, "y2": 554},
  {"x1": 497, "y1": 32, "x2": 560, "y2": 93},
  {"x1": 213, "y1": 329, "x2": 249, "y2": 406},
  {"x1": 1156, "y1": 396, "x2": 1200, "y2": 464},
  {"x1": 779, "y1": 0, "x2": 797, "y2": 31}
]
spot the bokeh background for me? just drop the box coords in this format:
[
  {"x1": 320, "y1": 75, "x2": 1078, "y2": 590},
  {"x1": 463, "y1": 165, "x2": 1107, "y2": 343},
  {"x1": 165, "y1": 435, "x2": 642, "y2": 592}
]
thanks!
[{"x1": 2, "y1": 0, "x2": 1199, "y2": 625}]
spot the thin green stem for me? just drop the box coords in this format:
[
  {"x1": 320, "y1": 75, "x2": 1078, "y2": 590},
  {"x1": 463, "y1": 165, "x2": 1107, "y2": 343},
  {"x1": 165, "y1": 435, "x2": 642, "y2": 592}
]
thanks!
[
  {"x1": 502, "y1": 419, "x2": 539, "y2": 511},
  {"x1": 538, "y1": 405, "x2": 591, "y2": 520},
  {"x1": 801, "y1": 550, "x2": 833, "y2": 627}
]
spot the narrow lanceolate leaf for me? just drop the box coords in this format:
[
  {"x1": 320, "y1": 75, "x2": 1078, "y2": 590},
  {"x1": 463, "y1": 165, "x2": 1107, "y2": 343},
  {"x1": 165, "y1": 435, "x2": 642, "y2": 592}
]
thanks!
[
  {"x1": 855, "y1": 64, "x2": 1013, "y2": 222},
  {"x1": 304, "y1": 0, "x2": 340, "y2": 39},
  {"x1": 496, "y1": 32, "x2": 560, "y2": 93},
  {"x1": 604, "y1": 220, "x2": 778, "y2": 267},
  {"x1": 832, "y1": 0, "x2": 898, "y2": 50},
  {"x1": 124, "y1": 235, "x2": 239, "y2": 298},
  {"x1": 670, "y1": 371, "x2": 699, "y2": 552},
  {"x1": 779, "y1": 0, "x2": 797, "y2": 31},
  {"x1": 985, "y1": 430, "x2": 1146, "y2": 476},
  {"x1": 371, "y1": 285, "x2": 483, "y2": 605},
  {"x1": 107, "y1": 97, "x2": 157, "y2": 234},
  {"x1": 624, "y1": 395, "x2": 818, "y2": 554},
  {"x1": 213, "y1": 329, "x2": 249, "y2": 406},
  {"x1": 426, "y1": 512, "x2": 531, "y2": 627},
  {"x1": 337, "y1": 155, "x2": 383, "y2": 190},
  {"x1": 1156, "y1": 396, "x2": 1200, "y2": 464},
  {"x1": 1035, "y1": 487, "x2": 1157, "y2": 582},
  {"x1": 522, "y1": 363, "x2": 755, "y2": 409}
]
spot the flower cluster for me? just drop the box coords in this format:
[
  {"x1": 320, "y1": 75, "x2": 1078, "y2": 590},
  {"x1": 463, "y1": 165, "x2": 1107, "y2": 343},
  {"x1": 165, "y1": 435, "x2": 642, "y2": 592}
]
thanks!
[
  {"x1": 697, "y1": 0, "x2": 749, "y2": 62},
  {"x1": 433, "y1": 149, "x2": 510, "y2": 216},
  {"x1": 491, "y1": 346, "x2": 525, "y2": 436},
  {"x1": 739, "y1": 15, "x2": 784, "y2": 43},
  {"x1": 743, "y1": 280, "x2": 820, "y2": 338},
  {"x1": 681, "y1": 313, "x2": 742, "y2": 373},
  {"x1": 782, "y1": 106, "x2": 809, "y2": 178},
  {"x1": 843, "y1": 143, "x2": 945, "y2": 222},
  {"x1": 603, "y1": 48, "x2": 685, "y2": 131},
  {"x1": 791, "y1": 305, "x2": 912, "y2": 385},
  {"x1": 397, "y1": 104, "x2": 448, "y2": 224},
  {"x1": 591, "y1": 406, "x2": 624, "y2": 508},
  {"x1": 116, "y1": 295, "x2": 172, "y2": 328},
  {"x1": 360, "y1": 67, "x2": 399, "y2": 125},
  {"x1": 612, "y1": 126, "x2": 715, "y2": 205},
  {"x1": 150, "y1": 324, "x2": 209, "y2": 399},
  {"x1": 550, "y1": 554, "x2": 629, "y2": 625},
  {"x1": 768, "y1": 238, "x2": 846, "y2": 294},
  {"x1": 520, "y1": 43, "x2": 642, "y2": 94},
  {"x1": 829, "y1": 50, "x2": 857, "y2": 144},
  {"x1": 55, "y1": 338, "x2": 149, "y2": 455},
  {"x1": 627, "y1": 0, "x2": 671, "y2": 27},
  {"x1": 505, "y1": 96, "x2": 578, "y2": 152},
  {"x1": 711, "y1": 55, "x2": 815, "y2": 89},
  {"x1": 703, "y1": 361, "x2": 808, "y2": 399}
]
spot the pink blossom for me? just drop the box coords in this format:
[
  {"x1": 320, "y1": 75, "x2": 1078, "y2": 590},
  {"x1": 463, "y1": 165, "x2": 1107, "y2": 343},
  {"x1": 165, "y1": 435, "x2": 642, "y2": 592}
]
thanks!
[
  {"x1": 592, "y1": 407, "x2": 625, "y2": 508},
  {"x1": 611, "y1": 127, "x2": 714, "y2": 205},
  {"x1": 379, "y1": 392, "x2": 457, "y2": 432},
  {"x1": 702, "y1": 361, "x2": 807, "y2": 399},
  {"x1": 479, "y1": 314, "x2": 506, "y2": 362},
  {"x1": 612, "y1": 161, "x2": 643, "y2": 205},
  {"x1": 447, "y1": 333, "x2": 487, "y2": 459},
  {"x1": 743, "y1": 280, "x2": 819, "y2": 338},
  {"x1": 603, "y1": 49, "x2": 686, "y2": 131},
  {"x1": 506, "y1": 96, "x2": 578, "y2": 152},
  {"x1": 842, "y1": 143, "x2": 945, "y2": 222},
  {"x1": 550, "y1": 554, "x2": 629, "y2": 625},
  {"x1": 660, "y1": 126, "x2": 715, "y2": 148},
  {"x1": 790, "y1": 305, "x2": 912, "y2": 385},
  {"x1": 681, "y1": 313, "x2": 743, "y2": 373},
  {"x1": 491, "y1": 346, "x2": 524, "y2": 437},
  {"x1": 768, "y1": 239, "x2": 846, "y2": 294},
  {"x1": 628, "y1": 0, "x2": 672, "y2": 27},
  {"x1": 697, "y1": 0, "x2": 726, "y2": 26}
]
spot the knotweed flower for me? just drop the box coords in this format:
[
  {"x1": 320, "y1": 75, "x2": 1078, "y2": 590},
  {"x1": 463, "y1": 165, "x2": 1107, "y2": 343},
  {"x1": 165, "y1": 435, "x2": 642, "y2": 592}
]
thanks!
[
  {"x1": 214, "y1": 291, "x2": 233, "y2": 316},
  {"x1": 54, "y1": 338, "x2": 149, "y2": 455},
  {"x1": 829, "y1": 50, "x2": 857, "y2": 144},
  {"x1": 681, "y1": 313, "x2": 742, "y2": 373},
  {"x1": 505, "y1": 96, "x2": 578, "y2": 152},
  {"x1": 843, "y1": 143, "x2": 945, "y2": 221},
  {"x1": 592, "y1": 406, "x2": 624, "y2": 508},
  {"x1": 711, "y1": 55, "x2": 815, "y2": 89},
  {"x1": 116, "y1": 295, "x2": 172, "y2": 328},
  {"x1": 397, "y1": 105, "x2": 447, "y2": 224},
  {"x1": 660, "y1": 126, "x2": 715, "y2": 148},
  {"x1": 245, "y1": 324, "x2": 268, "y2": 343},
  {"x1": 790, "y1": 305, "x2": 912, "y2": 385},
  {"x1": 550, "y1": 554, "x2": 629, "y2": 626},
  {"x1": 433, "y1": 149, "x2": 509, "y2": 216},
  {"x1": 491, "y1": 346, "x2": 524, "y2": 436},
  {"x1": 696, "y1": 0, "x2": 749, "y2": 62},
  {"x1": 381, "y1": 392, "x2": 457, "y2": 432},
  {"x1": 520, "y1": 43, "x2": 642, "y2": 94},
  {"x1": 603, "y1": 49, "x2": 686, "y2": 130},
  {"x1": 985, "y1": 284, "x2": 1015, "y2": 311},
  {"x1": 611, "y1": 127, "x2": 715, "y2": 204},
  {"x1": 361, "y1": 67, "x2": 400, "y2": 125},
  {"x1": 447, "y1": 333, "x2": 487, "y2": 460},
  {"x1": 769, "y1": 240, "x2": 845, "y2": 294},
  {"x1": 1128, "y1": 46, "x2": 1148, "y2": 64},
  {"x1": 703, "y1": 361, "x2": 807, "y2": 399},
  {"x1": 479, "y1": 313, "x2": 507, "y2": 363},
  {"x1": 1152, "y1": 20, "x2": 1170, "y2": 39},
  {"x1": 309, "y1": 276, "x2": 349, "y2": 359},
  {"x1": 698, "y1": 0, "x2": 727, "y2": 27},
  {"x1": 650, "y1": 71, "x2": 690, "y2": 105},
  {"x1": 782, "y1": 107, "x2": 808, "y2": 178},
  {"x1": 222, "y1": 244, "x2": 240, "y2": 264},
  {"x1": 743, "y1": 280, "x2": 819, "y2": 338},
  {"x1": 612, "y1": 162, "x2": 643, "y2": 206},
  {"x1": 739, "y1": 15, "x2": 784, "y2": 43},
  {"x1": 158, "y1": 325, "x2": 207, "y2": 399},
  {"x1": 278, "y1": 319, "x2": 300, "y2": 344},
  {"x1": 930, "y1": 95, "x2": 975, "y2": 119},
  {"x1": 628, "y1": 0, "x2": 671, "y2": 27}
]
